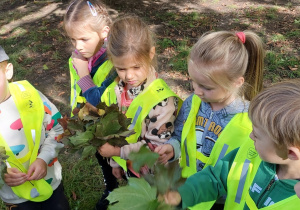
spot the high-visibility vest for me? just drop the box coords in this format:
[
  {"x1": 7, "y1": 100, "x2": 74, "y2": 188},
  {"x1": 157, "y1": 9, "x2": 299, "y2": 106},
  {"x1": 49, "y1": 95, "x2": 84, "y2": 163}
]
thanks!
[
  {"x1": 100, "y1": 80, "x2": 117, "y2": 106},
  {"x1": 226, "y1": 140, "x2": 300, "y2": 209},
  {"x1": 0, "y1": 80, "x2": 53, "y2": 201},
  {"x1": 180, "y1": 95, "x2": 252, "y2": 179},
  {"x1": 102, "y1": 79, "x2": 182, "y2": 170},
  {"x1": 69, "y1": 56, "x2": 113, "y2": 116}
]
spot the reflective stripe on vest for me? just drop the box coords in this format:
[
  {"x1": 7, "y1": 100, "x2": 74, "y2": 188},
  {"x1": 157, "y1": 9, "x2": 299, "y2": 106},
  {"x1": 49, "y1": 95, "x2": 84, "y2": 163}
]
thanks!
[
  {"x1": 0, "y1": 81, "x2": 53, "y2": 201},
  {"x1": 180, "y1": 94, "x2": 252, "y2": 178},
  {"x1": 246, "y1": 193, "x2": 300, "y2": 209},
  {"x1": 110, "y1": 79, "x2": 182, "y2": 170},
  {"x1": 69, "y1": 57, "x2": 113, "y2": 116},
  {"x1": 226, "y1": 140, "x2": 300, "y2": 209},
  {"x1": 224, "y1": 140, "x2": 261, "y2": 209}
]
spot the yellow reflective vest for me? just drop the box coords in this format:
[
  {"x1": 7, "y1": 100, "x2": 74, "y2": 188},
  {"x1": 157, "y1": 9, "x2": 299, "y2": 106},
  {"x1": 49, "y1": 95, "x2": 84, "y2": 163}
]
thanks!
[
  {"x1": 226, "y1": 140, "x2": 300, "y2": 209},
  {"x1": 180, "y1": 95, "x2": 252, "y2": 178},
  {"x1": 102, "y1": 79, "x2": 182, "y2": 170},
  {"x1": 69, "y1": 56, "x2": 113, "y2": 116},
  {"x1": 0, "y1": 81, "x2": 53, "y2": 201}
]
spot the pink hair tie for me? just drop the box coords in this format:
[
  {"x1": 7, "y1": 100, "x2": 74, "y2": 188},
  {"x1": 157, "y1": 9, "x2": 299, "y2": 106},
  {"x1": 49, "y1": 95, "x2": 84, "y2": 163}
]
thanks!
[{"x1": 236, "y1": 32, "x2": 246, "y2": 44}]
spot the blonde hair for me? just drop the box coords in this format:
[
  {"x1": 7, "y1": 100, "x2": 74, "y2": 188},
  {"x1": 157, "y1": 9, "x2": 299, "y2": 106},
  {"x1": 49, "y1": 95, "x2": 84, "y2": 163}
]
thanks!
[
  {"x1": 107, "y1": 16, "x2": 156, "y2": 69},
  {"x1": 190, "y1": 31, "x2": 265, "y2": 101},
  {"x1": 249, "y1": 79, "x2": 300, "y2": 148},
  {"x1": 64, "y1": 0, "x2": 111, "y2": 35}
]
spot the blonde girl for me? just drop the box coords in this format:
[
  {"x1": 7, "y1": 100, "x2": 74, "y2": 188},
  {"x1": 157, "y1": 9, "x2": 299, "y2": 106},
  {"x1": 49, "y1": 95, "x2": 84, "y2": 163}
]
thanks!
[
  {"x1": 98, "y1": 16, "x2": 181, "y2": 180},
  {"x1": 64, "y1": 0, "x2": 115, "y2": 112},
  {"x1": 155, "y1": 31, "x2": 264, "y2": 175},
  {"x1": 64, "y1": 1, "x2": 117, "y2": 209}
]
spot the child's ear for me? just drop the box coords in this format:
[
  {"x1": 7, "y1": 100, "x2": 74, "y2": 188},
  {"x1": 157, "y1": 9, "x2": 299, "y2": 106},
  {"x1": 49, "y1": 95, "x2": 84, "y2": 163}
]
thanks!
[
  {"x1": 149, "y1": 46, "x2": 155, "y2": 60},
  {"x1": 235, "y1": 76, "x2": 244, "y2": 88},
  {"x1": 5, "y1": 63, "x2": 13, "y2": 80},
  {"x1": 100, "y1": 26, "x2": 110, "y2": 39},
  {"x1": 287, "y1": 146, "x2": 300, "y2": 160}
]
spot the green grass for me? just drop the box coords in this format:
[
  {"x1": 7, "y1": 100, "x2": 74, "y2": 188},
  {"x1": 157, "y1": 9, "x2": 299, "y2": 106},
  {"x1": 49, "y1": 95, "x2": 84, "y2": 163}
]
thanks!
[
  {"x1": 169, "y1": 39, "x2": 190, "y2": 72},
  {"x1": 265, "y1": 51, "x2": 300, "y2": 81},
  {"x1": 271, "y1": 33, "x2": 285, "y2": 42},
  {"x1": 157, "y1": 38, "x2": 191, "y2": 72},
  {"x1": 59, "y1": 152, "x2": 105, "y2": 210}
]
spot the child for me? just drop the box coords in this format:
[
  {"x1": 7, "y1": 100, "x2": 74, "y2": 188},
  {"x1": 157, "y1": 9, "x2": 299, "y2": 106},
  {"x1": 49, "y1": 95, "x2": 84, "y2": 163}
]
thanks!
[
  {"x1": 155, "y1": 31, "x2": 265, "y2": 178},
  {"x1": 64, "y1": 1, "x2": 117, "y2": 209},
  {"x1": 64, "y1": 0, "x2": 116, "y2": 112},
  {"x1": 98, "y1": 16, "x2": 181, "y2": 180},
  {"x1": 162, "y1": 79, "x2": 300, "y2": 209},
  {"x1": 0, "y1": 46, "x2": 69, "y2": 209}
]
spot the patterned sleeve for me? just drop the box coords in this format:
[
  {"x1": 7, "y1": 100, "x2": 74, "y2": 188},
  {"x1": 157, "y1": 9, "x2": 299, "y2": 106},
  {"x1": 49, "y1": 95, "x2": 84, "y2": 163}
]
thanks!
[
  {"x1": 143, "y1": 96, "x2": 178, "y2": 145},
  {"x1": 119, "y1": 96, "x2": 178, "y2": 160},
  {"x1": 37, "y1": 91, "x2": 64, "y2": 164}
]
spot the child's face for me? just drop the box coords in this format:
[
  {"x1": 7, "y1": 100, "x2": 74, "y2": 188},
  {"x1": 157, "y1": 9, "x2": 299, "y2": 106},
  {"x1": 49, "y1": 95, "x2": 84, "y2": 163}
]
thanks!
[
  {"x1": 188, "y1": 61, "x2": 234, "y2": 110},
  {"x1": 0, "y1": 67, "x2": 10, "y2": 104},
  {"x1": 67, "y1": 25, "x2": 103, "y2": 59},
  {"x1": 250, "y1": 124, "x2": 285, "y2": 163},
  {"x1": 112, "y1": 54, "x2": 149, "y2": 89}
]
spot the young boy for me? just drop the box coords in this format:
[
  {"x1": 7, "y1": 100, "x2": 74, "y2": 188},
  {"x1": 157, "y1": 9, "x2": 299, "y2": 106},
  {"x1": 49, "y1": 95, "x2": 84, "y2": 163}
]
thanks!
[
  {"x1": 0, "y1": 46, "x2": 70, "y2": 209},
  {"x1": 163, "y1": 79, "x2": 300, "y2": 209}
]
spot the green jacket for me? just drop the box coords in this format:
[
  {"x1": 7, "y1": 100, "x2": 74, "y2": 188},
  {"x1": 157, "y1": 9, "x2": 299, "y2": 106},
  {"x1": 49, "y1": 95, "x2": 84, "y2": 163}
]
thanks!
[{"x1": 179, "y1": 140, "x2": 300, "y2": 209}]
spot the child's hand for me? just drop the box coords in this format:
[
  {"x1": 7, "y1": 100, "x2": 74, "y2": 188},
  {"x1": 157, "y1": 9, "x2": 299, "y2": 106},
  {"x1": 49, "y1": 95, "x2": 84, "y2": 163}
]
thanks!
[
  {"x1": 72, "y1": 51, "x2": 89, "y2": 78},
  {"x1": 98, "y1": 143, "x2": 121, "y2": 157},
  {"x1": 154, "y1": 144, "x2": 174, "y2": 164},
  {"x1": 4, "y1": 168, "x2": 28, "y2": 187},
  {"x1": 158, "y1": 190, "x2": 182, "y2": 206},
  {"x1": 112, "y1": 167, "x2": 124, "y2": 180},
  {"x1": 27, "y1": 158, "x2": 47, "y2": 181},
  {"x1": 294, "y1": 182, "x2": 300, "y2": 198}
]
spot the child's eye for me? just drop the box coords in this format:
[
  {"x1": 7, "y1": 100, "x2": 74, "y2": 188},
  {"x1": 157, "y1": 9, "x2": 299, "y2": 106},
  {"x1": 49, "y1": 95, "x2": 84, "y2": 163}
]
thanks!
[
  {"x1": 134, "y1": 66, "x2": 140, "y2": 69},
  {"x1": 82, "y1": 38, "x2": 89, "y2": 42}
]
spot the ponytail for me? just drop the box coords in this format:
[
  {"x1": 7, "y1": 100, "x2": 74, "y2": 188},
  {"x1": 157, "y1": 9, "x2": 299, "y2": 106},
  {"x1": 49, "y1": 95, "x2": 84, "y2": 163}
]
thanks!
[{"x1": 243, "y1": 31, "x2": 265, "y2": 101}]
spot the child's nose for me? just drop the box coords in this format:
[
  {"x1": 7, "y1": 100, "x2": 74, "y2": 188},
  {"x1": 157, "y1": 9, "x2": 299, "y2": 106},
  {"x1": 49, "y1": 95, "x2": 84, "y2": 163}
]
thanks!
[
  {"x1": 75, "y1": 41, "x2": 83, "y2": 51},
  {"x1": 194, "y1": 87, "x2": 203, "y2": 96},
  {"x1": 126, "y1": 70, "x2": 134, "y2": 80}
]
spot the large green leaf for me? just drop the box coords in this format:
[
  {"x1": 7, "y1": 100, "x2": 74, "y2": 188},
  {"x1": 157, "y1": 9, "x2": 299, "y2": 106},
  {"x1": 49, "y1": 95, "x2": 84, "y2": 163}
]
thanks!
[
  {"x1": 107, "y1": 178, "x2": 158, "y2": 210},
  {"x1": 81, "y1": 145, "x2": 95, "y2": 159},
  {"x1": 107, "y1": 137, "x2": 128, "y2": 147},
  {"x1": 118, "y1": 113, "x2": 132, "y2": 130},
  {"x1": 0, "y1": 147, "x2": 8, "y2": 188},
  {"x1": 69, "y1": 131, "x2": 94, "y2": 147},
  {"x1": 144, "y1": 161, "x2": 186, "y2": 195},
  {"x1": 128, "y1": 145, "x2": 159, "y2": 172},
  {"x1": 67, "y1": 119, "x2": 85, "y2": 133},
  {"x1": 95, "y1": 112, "x2": 122, "y2": 137},
  {"x1": 57, "y1": 102, "x2": 134, "y2": 159}
]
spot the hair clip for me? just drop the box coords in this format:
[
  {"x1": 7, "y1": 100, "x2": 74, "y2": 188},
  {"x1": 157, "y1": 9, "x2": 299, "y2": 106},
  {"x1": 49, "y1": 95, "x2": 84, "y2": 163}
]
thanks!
[
  {"x1": 87, "y1": 1, "x2": 97, "y2": 17},
  {"x1": 236, "y1": 32, "x2": 246, "y2": 44}
]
